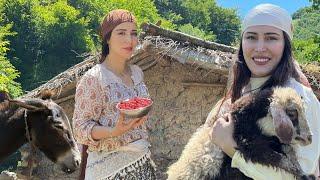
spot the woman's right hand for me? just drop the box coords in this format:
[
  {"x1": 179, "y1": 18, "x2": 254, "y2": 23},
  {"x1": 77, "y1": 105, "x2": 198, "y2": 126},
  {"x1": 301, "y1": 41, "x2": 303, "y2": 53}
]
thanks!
[
  {"x1": 110, "y1": 113, "x2": 148, "y2": 137},
  {"x1": 210, "y1": 113, "x2": 237, "y2": 157}
]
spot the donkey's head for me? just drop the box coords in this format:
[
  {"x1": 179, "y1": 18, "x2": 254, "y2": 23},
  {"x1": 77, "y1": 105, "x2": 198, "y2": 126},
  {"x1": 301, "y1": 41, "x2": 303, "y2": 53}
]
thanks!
[
  {"x1": 11, "y1": 92, "x2": 80, "y2": 173},
  {"x1": 269, "y1": 87, "x2": 312, "y2": 146}
]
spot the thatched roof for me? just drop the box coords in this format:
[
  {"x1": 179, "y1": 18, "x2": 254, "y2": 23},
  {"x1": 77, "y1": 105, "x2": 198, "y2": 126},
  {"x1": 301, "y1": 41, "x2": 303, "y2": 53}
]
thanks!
[
  {"x1": 300, "y1": 63, "x2": 320, "y2": 99},
  {"x1": 24, "y1": 23, "x2": 320, "y2": 100}
]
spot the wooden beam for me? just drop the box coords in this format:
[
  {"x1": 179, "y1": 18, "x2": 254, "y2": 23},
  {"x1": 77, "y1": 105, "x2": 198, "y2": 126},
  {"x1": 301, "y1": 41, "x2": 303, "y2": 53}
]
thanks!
[
  {"x1": 55, "y1": 95, "x2": 75, "y2": 104},
  {"x1": 141, "y1": 60, "x2": 158, "y2": 71},
  {"x1": 181, "y1": 82, "x2": 226, "y2": 88},
  {"x1": 141, "y1": 23, "x2": 237, "y2": 53}
]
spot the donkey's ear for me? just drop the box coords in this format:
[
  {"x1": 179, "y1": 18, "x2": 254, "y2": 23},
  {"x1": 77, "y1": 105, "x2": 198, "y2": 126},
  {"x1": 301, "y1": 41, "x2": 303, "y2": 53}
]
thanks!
[
  {"x1": 0, "y1": 91, "x2": 9, "y2": 103},
  {"x1": 0, "y1": 91, "x2": 10, "y2": 110},
  {"x1": 39, "y1": 90, "x2": 54, "y2": 100},
  {"x1": 270, "y1": 105, "x2": 294, "y2": 144},
  {"x1": 8, "y1": 99, "x2": 40, "y2": 111}
]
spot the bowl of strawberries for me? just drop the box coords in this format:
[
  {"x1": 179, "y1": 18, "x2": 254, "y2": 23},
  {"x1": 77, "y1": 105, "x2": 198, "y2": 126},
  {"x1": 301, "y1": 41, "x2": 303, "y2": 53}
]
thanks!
[{"x1": 116, "y1": 97, "x2": 153, "y2": 118}]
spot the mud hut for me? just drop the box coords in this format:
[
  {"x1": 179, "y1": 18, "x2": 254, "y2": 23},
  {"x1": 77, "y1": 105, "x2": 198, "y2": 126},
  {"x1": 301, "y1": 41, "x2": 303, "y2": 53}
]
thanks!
[{"x1": 13, "y1": 23, "x2": 320, "y2": 179}]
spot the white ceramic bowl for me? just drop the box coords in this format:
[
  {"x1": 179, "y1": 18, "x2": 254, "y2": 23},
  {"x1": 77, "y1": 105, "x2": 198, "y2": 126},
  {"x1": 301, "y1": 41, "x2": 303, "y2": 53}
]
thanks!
[{"x1": 116, "y1": 98, "x2": 153, "y2": 118}]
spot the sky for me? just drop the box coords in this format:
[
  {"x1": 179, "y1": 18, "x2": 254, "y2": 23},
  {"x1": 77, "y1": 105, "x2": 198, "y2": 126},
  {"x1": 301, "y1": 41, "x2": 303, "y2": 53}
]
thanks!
[{"x1": 216, "y1": 0, "x2": 311, "y2": 18}]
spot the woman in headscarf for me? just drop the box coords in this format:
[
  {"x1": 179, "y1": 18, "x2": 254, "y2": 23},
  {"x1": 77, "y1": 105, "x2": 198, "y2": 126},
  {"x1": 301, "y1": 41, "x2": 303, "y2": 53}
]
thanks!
[
  {"x1": 209, "y1": 4, "x2": 320, "y2": 179},
  {"x1": 73, "y1": 9, "x2": 156, "y2": 180}
]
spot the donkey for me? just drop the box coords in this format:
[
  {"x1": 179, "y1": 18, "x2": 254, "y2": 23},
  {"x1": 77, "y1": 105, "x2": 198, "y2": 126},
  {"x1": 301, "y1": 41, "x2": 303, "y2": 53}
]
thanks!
[{"x1": 0, "y1": 91, "x2": 81, "y2": 174}]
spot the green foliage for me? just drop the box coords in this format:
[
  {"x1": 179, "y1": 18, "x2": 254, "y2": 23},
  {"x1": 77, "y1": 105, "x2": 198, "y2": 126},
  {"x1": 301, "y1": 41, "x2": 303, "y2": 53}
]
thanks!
[
  {"x1": 293, "y1": 35, "x2": 320, "y2": 63},
  {"x1": 154, "y1": 0, "x2": 240, "y2": 45},
  {"x1": 0, "y1": 16, "x2": 22, "y2": 97},
  {"x1": 180, "y1": 0, "x2": 213, "y2": 29},
  {"x1": 208, "y1": 6, "x2": 240, "y2": 45},
  {"x1": 68, "y1": 0, "x2": 108, "y2": 44},
  {"x1": 154, "y1": 0, "x2": 182, "y2": 21},
  {"x1": 1, "y1": 0, "x2": 94, "y2": 90},
  {"x1": 309, "y1": 0, "x2": 320, "y2": 9},
  {"x1": 292, "y1": 6, "x2": 320, "y2": 64},
  {"x1": 292, "y1": 7, "x2": 320, "y2": 40},
  {"x1": 30, "y1": 0, "x2": 94, "y2": 86},
  {"x1": 178, "y1": 23, "x2": 215, "y2": 41},
  {"x1": 1, "y1": 0, "x2": 38, "y2": 90}
]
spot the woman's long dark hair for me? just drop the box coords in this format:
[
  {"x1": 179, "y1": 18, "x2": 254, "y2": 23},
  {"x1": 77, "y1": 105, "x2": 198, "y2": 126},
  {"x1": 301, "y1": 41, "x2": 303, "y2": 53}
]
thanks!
[
  {"x1": 99, "y1": 32, "x2": 112, "y2": 63},
  {"x1": 229, "y1": 32, "x2": 300, "y2": 102}
]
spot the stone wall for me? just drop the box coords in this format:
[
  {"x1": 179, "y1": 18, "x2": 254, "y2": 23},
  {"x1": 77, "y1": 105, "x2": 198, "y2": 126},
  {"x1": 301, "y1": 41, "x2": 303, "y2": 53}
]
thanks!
[{"x1": 144, "y1": 58, "x2": 226, "y2": 178}]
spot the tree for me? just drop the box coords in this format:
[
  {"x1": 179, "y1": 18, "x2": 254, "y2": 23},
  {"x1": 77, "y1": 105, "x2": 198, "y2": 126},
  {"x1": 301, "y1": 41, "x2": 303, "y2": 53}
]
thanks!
[
  {"x1": 1, "y1": 0, "x2": 39, "y2": 90},
  {"x1": 154, "y1": 0, "x2": 240, "y2": 45},
  {"x1": 292, "y1": 7, "x2": 320, "y2": 40},
  {"x1": 309, "y1": 0, "x2": 320, "y2": 9},
  {"x1": 178, "y1": 23, "x2": 215, "y2": 41},
  {"x1": 179, "y1": 0, "x2": 213, "y2": 30},
  {"x1": 208, "y1": 6, "x2": 240, "y2": 45},
  {"x1": 293, "y1": 35, "x2": 320, "y2": 63},
  {"x1": 292, "y1": 6, "x2": 320, "y2": 63},
  {"x1": 67, "y1": 0, "x2": 110, "y2": 44},
  {"x1": 0, "y1": 15, "x2": 22, "y2": 97},
  {"x1": 2, "y1": 0, "x2": 94, "y2": 90},
  {"x1": 153, "y1": 0, "x2": 183, "y2": 23},
  {"x1": 30, "y1": 0, "x2": 94, "y2": 87},
  {"x1": 0, "y1": 4, "x2": 23, "y2": 172}
]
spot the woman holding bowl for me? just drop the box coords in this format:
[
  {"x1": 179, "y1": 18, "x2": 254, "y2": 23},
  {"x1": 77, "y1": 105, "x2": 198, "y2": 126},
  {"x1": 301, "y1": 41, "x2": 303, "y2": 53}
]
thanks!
[{"x1": 73, "y1": 9, "x2": 156, "y2": 180}]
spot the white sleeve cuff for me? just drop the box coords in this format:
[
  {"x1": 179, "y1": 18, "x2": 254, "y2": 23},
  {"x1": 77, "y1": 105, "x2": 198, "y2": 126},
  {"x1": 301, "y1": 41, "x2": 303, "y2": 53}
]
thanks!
[{"x1": 231, "y1": 151, "x2": 296, "y2": 180}]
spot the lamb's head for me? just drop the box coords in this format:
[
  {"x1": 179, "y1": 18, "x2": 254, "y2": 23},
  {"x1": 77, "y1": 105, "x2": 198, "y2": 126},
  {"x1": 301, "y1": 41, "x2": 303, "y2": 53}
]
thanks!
[{"x1": 269, "y1": 87, "x2": 312, "y2": 146}]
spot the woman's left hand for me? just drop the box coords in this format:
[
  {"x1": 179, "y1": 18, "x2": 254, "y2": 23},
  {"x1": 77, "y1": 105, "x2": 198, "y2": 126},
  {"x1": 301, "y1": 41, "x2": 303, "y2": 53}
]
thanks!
[
  {"x1": 210, "y1": 113, "x2": 237, "y2": 157},
  {"x1": 128, "y1": 115, "x2": 149, "y2": 129}
]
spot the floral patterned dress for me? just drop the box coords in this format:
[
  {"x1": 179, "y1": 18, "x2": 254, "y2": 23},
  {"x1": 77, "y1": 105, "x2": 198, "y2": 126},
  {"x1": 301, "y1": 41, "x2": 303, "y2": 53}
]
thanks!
[{"x1": 73, "y1": 64, "x2": 156, "y2": 180}]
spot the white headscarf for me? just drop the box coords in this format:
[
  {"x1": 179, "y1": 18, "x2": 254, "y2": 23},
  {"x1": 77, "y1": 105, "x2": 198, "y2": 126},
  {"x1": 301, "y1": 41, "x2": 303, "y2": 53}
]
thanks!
[{"x1": 242, "y1": 4, "x2": 293, "y2": 40}]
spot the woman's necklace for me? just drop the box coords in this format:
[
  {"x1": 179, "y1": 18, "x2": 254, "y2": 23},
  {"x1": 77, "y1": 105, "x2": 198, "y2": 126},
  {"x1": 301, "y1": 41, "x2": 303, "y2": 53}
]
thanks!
[
  {"x1": 109, "y1": 66, "x2": 133, "y2": 86},
  {"x1": 103, "y1": 58, "x2": 133, "y2": 86},
  {"x1": 103, "y1": 60, "x2": 128, "y2": 77},
  {"x1": 113, "y1": 68, "x2": 128, "y2": 79},
  {"x1": 242, "y1": 76, "x2": 270, "y2": 95},
  {"x1": 119, "y1": 69, "x2": 134, "y2": 87},
  {"x1": 242, "y1": 86, "x2": 262, "y2": 95}
]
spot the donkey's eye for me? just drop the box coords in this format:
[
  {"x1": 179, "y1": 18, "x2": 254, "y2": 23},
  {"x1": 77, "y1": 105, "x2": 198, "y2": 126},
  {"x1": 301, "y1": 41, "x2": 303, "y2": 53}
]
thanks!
[{"x1": 52, "y1": 113, "x2": 61, "y2": 120}]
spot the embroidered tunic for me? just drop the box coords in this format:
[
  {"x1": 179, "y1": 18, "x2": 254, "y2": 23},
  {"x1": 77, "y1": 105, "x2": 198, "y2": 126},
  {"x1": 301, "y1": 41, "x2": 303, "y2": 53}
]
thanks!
[{"x1": 73, "y1": 64, "x2": 155, "y2": 179}]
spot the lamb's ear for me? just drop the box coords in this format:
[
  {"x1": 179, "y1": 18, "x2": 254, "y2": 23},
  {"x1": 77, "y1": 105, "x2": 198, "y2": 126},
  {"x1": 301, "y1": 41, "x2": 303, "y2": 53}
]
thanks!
[{"x1": 270, "y1": 105, "x2": 294, "y2": 144}]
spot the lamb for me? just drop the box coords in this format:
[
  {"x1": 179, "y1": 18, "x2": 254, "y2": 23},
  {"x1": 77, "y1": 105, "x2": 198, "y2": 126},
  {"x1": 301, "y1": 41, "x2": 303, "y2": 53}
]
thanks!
[{"x1": 167, "y1": 87, "x2": 315, "y2": 180}]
